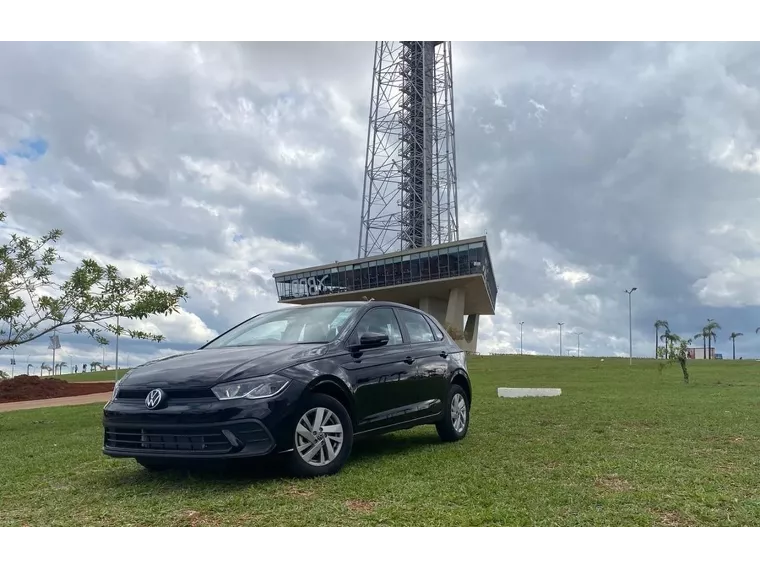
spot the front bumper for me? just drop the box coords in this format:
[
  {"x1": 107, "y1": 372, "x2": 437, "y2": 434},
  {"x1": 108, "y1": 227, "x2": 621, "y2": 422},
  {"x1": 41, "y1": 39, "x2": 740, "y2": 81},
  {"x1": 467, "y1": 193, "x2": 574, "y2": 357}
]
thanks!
[
  {"x1": 103, "y1": 418, "x2": 276, "y2": 459},
  {"x1": 102, "y1": 380, "x2": 307, "y2": 460}
]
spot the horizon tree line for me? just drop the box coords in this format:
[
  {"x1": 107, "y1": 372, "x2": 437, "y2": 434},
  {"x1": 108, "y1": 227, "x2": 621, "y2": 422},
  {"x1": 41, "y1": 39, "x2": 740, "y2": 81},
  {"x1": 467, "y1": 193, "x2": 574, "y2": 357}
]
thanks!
[{"x1": 654, "y1": 319, "x2": 759, "y2": 360}]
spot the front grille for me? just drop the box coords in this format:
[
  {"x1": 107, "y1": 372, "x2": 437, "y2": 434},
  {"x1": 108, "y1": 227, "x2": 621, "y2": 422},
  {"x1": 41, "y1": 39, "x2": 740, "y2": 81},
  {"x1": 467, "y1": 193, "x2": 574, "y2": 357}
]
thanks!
[
  {"x1": 116, "y1": 387, "x2": 216, "y2": 403},
  {"x1": 104, "y1": 422, "x2": 273, "y2": 455}
]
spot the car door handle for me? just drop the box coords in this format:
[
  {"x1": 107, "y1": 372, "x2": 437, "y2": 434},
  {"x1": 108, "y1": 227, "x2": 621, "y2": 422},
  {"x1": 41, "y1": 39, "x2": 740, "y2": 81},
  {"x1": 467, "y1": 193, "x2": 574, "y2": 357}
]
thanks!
[
  {"x1": 404, "y1": 356, "x2": 415, "y2": 365},
  {"x1": 439, "y1": 351, "x2": 448, "y2": 358}
]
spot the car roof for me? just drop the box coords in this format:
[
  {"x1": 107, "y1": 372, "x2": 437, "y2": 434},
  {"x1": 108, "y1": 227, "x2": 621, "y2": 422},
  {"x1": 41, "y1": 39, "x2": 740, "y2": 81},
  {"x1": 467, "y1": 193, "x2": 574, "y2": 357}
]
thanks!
[{"x1": 273, "y1": 300, "x2": 424, "y2": 312}]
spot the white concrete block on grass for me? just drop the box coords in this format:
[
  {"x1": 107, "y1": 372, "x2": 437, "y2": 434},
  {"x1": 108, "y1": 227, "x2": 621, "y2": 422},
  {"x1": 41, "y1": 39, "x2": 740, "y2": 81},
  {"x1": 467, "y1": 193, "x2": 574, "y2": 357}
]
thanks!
[{"x1": 497, "y1": 387, "x2": 562, "y2": 398}]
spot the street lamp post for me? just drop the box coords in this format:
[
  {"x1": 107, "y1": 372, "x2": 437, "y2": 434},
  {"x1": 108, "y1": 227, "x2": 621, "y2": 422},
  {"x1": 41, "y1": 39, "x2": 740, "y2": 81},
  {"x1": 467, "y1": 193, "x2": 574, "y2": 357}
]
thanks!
[
  {"x1": 557, "y1": 322, "x2": 564, "y2": 356},
  {"x1": 625, "y1": 287, "x2": 638, "y2": 365},
  {"x1": 519, "y1": 321, "x2": 525, "y2": 355},
  {"x1": 573, "y1": 331, "x2": 583, "y2": 357}
]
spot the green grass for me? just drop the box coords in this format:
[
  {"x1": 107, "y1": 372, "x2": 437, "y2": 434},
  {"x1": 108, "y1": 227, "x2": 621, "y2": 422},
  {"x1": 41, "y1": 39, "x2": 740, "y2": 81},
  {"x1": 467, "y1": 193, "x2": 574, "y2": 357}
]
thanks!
[
  {"x1": 61, "y1": 368, "x2": 130, "y2": 382},
  {"x1": 1, "y1": 355, "x2": 759, "y2": 526}
]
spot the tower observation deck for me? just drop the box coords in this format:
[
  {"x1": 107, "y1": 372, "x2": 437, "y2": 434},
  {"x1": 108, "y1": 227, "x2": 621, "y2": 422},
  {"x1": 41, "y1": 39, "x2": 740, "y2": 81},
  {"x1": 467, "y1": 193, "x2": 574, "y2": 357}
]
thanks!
[{"x1": 272, "y1": 42, "x2": 497, "y2": 352}]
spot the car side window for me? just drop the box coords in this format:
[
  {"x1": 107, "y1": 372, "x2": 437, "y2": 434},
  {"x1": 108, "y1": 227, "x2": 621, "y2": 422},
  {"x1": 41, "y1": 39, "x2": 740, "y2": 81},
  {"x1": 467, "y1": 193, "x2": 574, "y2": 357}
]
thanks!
[
  {"x1": 397, "y1": 309, "x2": 436, "y2": 343},
  {"x1": 426, "y1": 316, "x2": 445, "y2": 341},
  {"x1": 354, "y1": 308, "x2": 404, "y2": 346}
]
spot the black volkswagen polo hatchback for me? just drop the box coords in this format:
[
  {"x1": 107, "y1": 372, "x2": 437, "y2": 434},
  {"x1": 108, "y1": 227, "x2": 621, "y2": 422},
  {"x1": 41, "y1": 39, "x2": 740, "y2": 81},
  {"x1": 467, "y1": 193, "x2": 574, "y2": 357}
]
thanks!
[{"x1": 103, "y1": 301, "x2": 471, "y2": 477}]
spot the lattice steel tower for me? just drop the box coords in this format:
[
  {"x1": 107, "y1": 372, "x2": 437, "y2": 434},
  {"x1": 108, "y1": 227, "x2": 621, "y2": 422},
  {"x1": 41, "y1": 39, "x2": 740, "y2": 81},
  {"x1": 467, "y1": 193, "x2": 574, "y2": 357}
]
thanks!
[{"x1": 357, "y1": 41, "x2": 459, "y2": 258}]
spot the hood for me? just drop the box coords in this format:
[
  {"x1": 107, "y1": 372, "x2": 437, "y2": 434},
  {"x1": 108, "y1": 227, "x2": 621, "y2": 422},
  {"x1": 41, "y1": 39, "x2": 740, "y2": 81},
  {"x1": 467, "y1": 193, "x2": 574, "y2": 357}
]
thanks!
[{"x1": 121, "y1": 343, "x2": 331, "y2": 389}]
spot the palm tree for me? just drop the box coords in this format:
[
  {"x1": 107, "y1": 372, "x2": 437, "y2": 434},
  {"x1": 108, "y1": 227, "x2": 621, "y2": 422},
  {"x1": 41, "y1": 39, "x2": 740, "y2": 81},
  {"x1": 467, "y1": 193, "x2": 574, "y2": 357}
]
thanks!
[
  {"x1": 729, "y1": 332, "x2": 743, "y2": 360},
  {"x1": 660, "y1": 332, "x2": 671, "y2": 359},
  {"x1": 694, "y1": 330, "x2": 708, "y2": 359},
  {"x1": 705, "y1": 319, "x2": 721, "y2": 360},
  {"x1": 654, "y1": 320, "x2": 669, "y2": 358},
  {"x1": 59, "y1": 362, "x2": 67, "y2": 374},
  {"x1": 90, "y1": 362, "x2": 101, "y2": 372}
]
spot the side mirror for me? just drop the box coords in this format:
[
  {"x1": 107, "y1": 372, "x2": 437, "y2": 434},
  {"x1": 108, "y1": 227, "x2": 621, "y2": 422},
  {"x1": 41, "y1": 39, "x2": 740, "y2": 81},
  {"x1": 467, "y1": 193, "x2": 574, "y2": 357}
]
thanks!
[{"x1": 354, "y1": 331, "x2": 389, "y2": 350}]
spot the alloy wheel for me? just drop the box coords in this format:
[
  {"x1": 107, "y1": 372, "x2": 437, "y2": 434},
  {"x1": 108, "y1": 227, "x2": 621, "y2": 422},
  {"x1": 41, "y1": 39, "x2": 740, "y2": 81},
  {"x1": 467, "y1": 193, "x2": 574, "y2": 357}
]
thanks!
[
  {"x1": 295, "y1": 406, "x2": 344, "y2": 466},
  {"x1": 451, "y1": 392, "x2": 467, "y2": 433}
]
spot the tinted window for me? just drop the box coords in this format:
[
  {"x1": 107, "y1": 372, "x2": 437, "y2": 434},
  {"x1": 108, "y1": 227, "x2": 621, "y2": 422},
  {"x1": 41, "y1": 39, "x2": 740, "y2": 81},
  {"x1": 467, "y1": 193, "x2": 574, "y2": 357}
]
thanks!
[
  {"x1": 426, "y1": 316, "x2": 445, "y2": 341},
  {"x1": 354, "y1": 308, "x2": 403, "y2": 346},
  {"x1": 397, "y1": 309, "x2": 435, "y2": 343}
]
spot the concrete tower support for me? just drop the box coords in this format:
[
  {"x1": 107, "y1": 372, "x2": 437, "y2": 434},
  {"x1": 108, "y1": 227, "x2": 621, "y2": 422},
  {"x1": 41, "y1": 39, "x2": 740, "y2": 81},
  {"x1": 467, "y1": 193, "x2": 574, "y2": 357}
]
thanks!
[{"x1": 421, "y1": 288, "x2": 479, "y2": 353}]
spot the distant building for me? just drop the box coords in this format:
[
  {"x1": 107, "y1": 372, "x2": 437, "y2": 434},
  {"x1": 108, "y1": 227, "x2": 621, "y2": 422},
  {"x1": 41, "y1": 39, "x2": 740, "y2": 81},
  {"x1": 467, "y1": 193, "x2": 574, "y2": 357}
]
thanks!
[{"x1": 687, "y1": 347, "x2": 715, "y2": 360}]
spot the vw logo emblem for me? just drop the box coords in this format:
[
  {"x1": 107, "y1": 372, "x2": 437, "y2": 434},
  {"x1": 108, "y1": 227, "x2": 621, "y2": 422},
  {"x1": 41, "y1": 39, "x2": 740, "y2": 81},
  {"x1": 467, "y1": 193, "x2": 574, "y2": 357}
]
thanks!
[{"x1": 145, "y1": 388, "x2": 165, "y2": 410}]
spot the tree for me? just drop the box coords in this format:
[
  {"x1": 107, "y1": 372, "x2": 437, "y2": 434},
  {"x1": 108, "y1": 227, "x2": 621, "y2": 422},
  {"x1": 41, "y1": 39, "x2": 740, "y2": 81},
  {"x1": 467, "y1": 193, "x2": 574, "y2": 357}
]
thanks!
[
  {"x1": 661, "y1": 330, "x2": 691, "y2": 384},
  {"x1": 655, "y1": 319, "x2": 669, "y2": 359},
  {"x1": 693, "y1": 330, "x2": 708, "y2": 359},
  {"x1": 729, "y1": 332, "x2": 743, "y2": 360},
  {"x1": 705, "y1": 319, "x2": 720, "y2": 360},
  {"x1": 0, "y1": 210, "x2": 187, "y2": 350},
  {"x1": 90, "y1": 361, "x2": 101, "y2": 372}
]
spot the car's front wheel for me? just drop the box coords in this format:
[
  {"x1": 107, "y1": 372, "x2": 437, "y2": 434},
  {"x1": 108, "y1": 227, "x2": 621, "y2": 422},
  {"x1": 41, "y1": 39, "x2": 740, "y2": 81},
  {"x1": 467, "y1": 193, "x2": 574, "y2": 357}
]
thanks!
[
  {"x1": 286, "y1": 393, "x2": 354, "y2": 478},
  {"x1": 436, "y1": 383, "x2": 470, "y2": 442}
]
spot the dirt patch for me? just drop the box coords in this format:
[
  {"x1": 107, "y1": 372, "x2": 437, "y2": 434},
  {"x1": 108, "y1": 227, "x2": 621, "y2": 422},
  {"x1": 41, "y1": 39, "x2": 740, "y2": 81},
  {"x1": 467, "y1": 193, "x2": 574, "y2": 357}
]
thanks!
[
  {"x1": 0, "y1": 375, "x2": 114, "y2": 403},
  {"x1": 654, "y1": 510, "x2": 694, "y2": 527},
  {"x1": 285, "y1": 485, "x2": 315, "y2": 498},
  {"x1": 345, "y1": 499, "x2": 377, "y2": 514},
  {"x1": 178, "y1": 510, "x2": 222, "y2": 527},
  {"x1": 594, "y1": 474, "x2": 633, "y2": 492}
]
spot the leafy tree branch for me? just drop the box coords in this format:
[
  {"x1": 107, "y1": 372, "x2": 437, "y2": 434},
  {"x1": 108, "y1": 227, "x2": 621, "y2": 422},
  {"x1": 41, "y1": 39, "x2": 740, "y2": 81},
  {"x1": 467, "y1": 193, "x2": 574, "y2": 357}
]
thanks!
[{"x1": 0, "y1": 210, "x2": 188, "y2": 349}]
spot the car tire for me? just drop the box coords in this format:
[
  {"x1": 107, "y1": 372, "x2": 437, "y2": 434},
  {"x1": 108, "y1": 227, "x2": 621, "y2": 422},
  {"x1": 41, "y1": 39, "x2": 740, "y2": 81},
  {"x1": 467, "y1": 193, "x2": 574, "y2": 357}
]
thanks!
[
  {"x1": 286, "y1": 393, "x2": 354, "y2": 478},
  {"x1": 436, "y1": 383, "x2": 470, "y2": 442},
  {"x1": 135, "y1": 457, "x2": 173, "y2": 471}
]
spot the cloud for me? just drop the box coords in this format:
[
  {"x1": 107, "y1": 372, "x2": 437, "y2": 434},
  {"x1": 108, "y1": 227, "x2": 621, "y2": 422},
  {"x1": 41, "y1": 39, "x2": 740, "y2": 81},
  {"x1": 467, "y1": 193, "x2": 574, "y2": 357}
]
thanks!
[{"x1": 2, "y1": 40, "x2": 760, "y2": 373}]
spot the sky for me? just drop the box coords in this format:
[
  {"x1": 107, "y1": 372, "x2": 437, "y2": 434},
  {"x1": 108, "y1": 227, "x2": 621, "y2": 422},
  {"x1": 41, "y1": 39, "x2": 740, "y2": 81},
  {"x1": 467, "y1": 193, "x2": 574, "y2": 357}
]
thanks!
[{"x1": 1, "y1": 40, "x2": 760, "y2": 373}]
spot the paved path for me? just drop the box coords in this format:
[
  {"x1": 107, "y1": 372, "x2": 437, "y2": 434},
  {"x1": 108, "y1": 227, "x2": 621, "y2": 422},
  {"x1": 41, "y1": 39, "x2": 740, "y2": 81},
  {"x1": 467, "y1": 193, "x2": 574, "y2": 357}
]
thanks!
[{"x1": 0, "y1": 392, "x2": 112, "y2": 413}]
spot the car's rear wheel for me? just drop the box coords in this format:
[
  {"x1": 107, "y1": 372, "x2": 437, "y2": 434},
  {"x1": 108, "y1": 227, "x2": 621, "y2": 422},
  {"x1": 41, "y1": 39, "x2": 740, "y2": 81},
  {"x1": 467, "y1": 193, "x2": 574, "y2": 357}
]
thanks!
[
  {"x1": 286, "y1": 393, "x2": 353, "y2": 478},
  {"x1": 436, "y1": 383, "x2": 470, "y2": 442}
]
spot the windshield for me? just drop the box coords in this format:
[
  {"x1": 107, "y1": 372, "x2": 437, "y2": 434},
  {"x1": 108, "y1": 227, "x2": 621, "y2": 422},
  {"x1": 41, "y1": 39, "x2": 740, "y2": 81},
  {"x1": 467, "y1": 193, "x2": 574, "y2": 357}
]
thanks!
[{"x1": 203, "y1": 305, "x2": 359, "y2": 348}]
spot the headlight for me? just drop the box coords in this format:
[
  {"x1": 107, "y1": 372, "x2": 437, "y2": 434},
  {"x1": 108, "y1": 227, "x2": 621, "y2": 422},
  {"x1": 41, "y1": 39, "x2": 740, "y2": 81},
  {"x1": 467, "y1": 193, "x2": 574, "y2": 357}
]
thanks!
[
  {"x1": 110, "y1": 379, "x2": 123, "y2": 402},
  {"x1": 211, "y1": 376, "x2": 290, "y2": 401},
  {"x1": 110, "y1": 371, "x2": 132, "y2": 402}
]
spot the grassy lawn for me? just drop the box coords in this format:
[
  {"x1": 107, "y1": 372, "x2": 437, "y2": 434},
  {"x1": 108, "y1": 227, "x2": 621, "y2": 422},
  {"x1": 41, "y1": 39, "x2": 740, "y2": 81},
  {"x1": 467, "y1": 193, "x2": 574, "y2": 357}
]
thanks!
[
  {"x1": 61, "y1": 368, "x2": 130, "y2": 382},
  {"x1": 1, "y1": 355, "x2": 759, "y2": 526}
]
